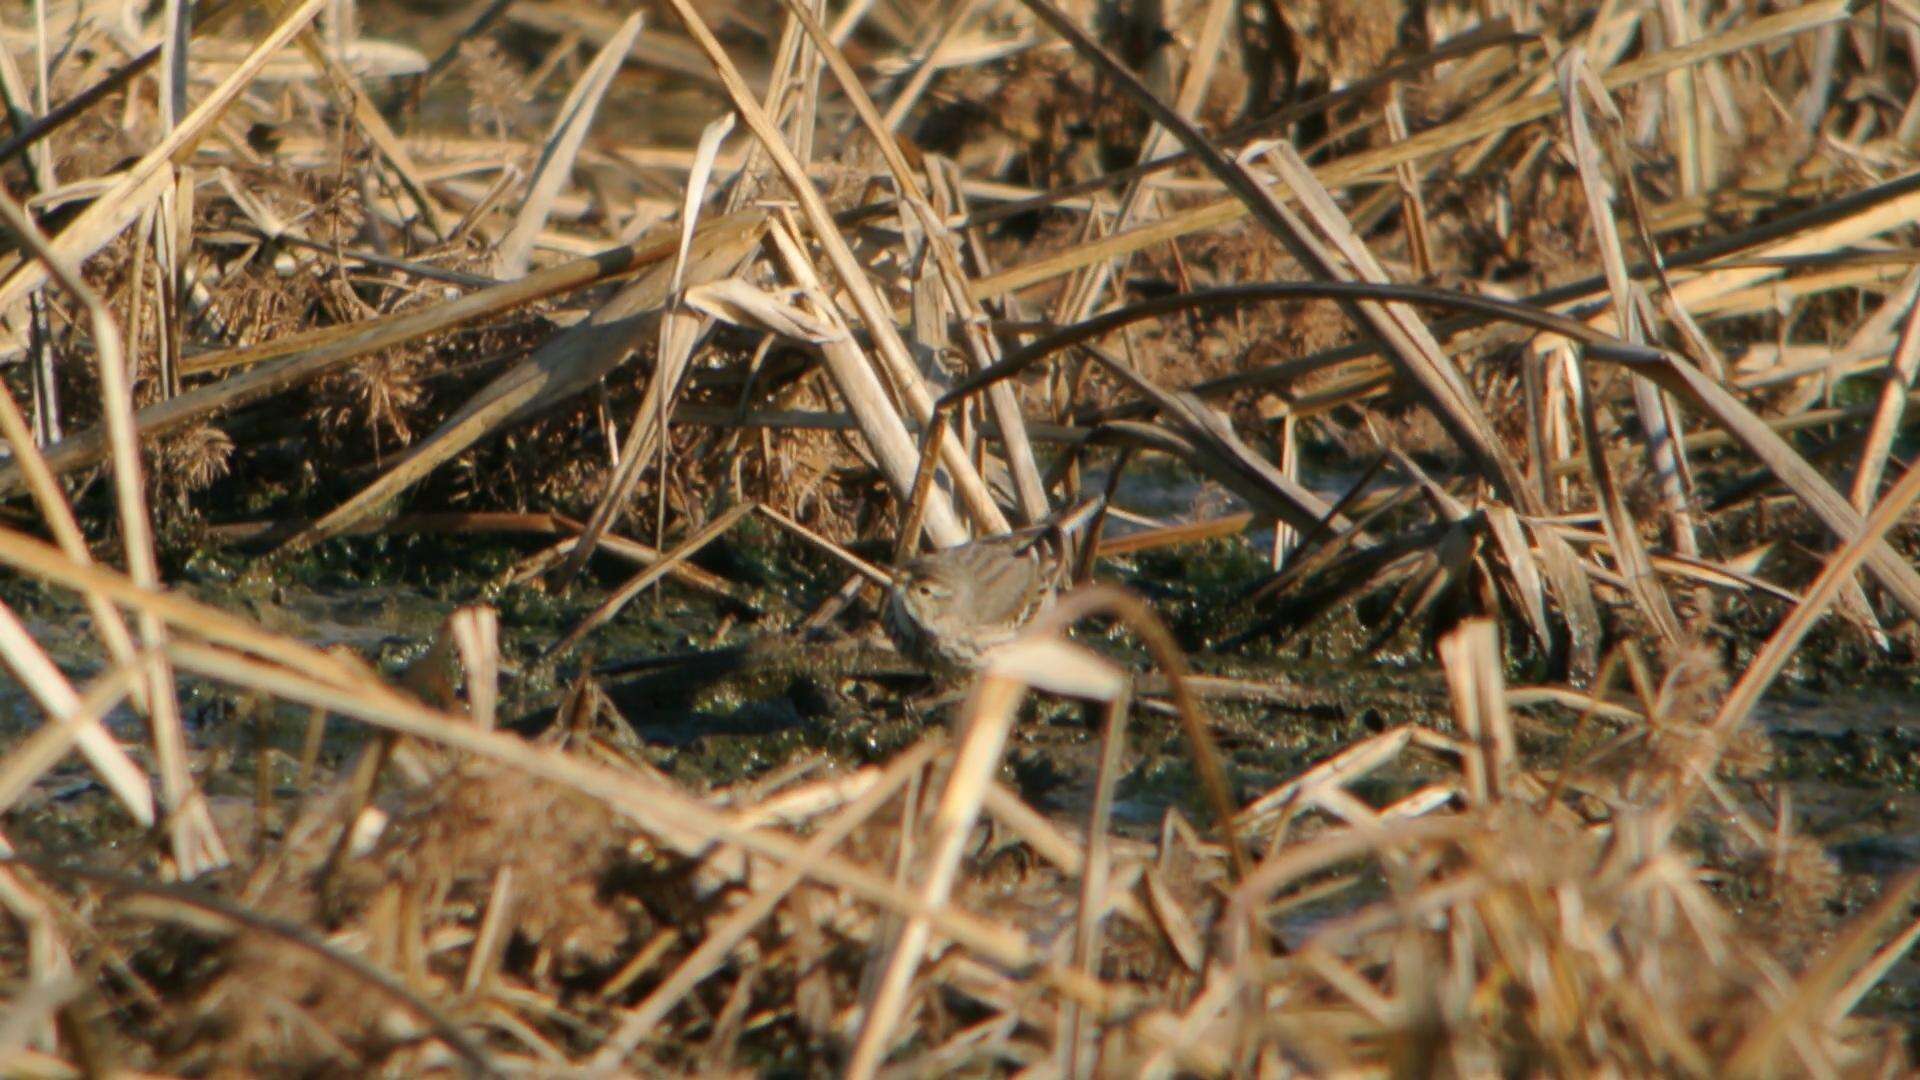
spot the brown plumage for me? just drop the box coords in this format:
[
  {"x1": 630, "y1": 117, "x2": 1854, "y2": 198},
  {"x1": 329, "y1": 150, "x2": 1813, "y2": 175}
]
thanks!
[{"x1": 882, "y1": 499, "x2": 1104, "y2": 673}]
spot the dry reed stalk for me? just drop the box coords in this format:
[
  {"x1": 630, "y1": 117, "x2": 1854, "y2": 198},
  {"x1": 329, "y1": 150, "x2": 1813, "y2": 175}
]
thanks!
[
  {"x1": 1029, "y1": 586, "x2": 1248, "y2": 877},
  {"x1": 0, "y1": 33, "x2": 162, "y2": 173},
  {"x1": 1848, "y1": 272, "x2": 1920, "y2": 511},
  {"x1": 149, "y1": 628, "x2": 1045, "y2": 967},
  {"x1": 283, "y1": 207, "x2": 767, "y2": 551},
  {"x1": 1437, "y1": 620, "x2": 1517, "y2": 804},
  {"x1": 1020, "y1": 0, "x2": 1529, "y2": 509},
  {"x1": 505, "y1": 1, "x2": 756, "y2": 92},
  {"x1": 5, "y1": 852, "x2": 496, "y2": 1073},
  {"x1": 1824, "y1": 902, "x2": 1920, "y2": 1034},
  {"x1": 934, "y1": 20, "x2": 1529, "y2": 237},
  {"x1": 1480, "y1": 503, "x2": 1553, "y2": 650},
  {"x1": 1755, "y1": 865, "x2": 1920, "y2": 1067},
  {"x1": 1047, "y1": 0, "x2": 1232, "y2": 330},
  {"x1": 1600, "y1": 344, "x2": 1920, "y2": 621},
  {"x1": 1559, "y1": 46, "x2": 1701, "y2": 567},
  {"x1": 1702, "y1": 456, "x2": 1920, "y2": 775},
  {"x1": 967, "y1": 1, "x2": 1850, "y2": 302},
  {"x1": 847, "y1": 671, "x2": 1025, "y2": 1078},
  {"x1": 1055, "y1": 346, "x2": 1364, "y2": 540},
  {"x1": 558, "y1": 109, "x2": 733, "y2": 581},
  {"x1": 0, "y1": 860, "x2": 76, "y2": 1057},
  {"x1": 0, "y1": 527, "x2": 388, "y2": 691},
  {"x1": 264, "y1": 0, "x2": 449, "y2": 239},
  {"x1": 664, "y1": 0, "x2": 1010, "y2": 541},
  {"x1": 1144, "y1": 170, "x2": 1920, "y2": 419},
  {"x1": 210, "y1": 510, "x2": 750, "y2": 599},
  {"x1": 589, "y1": 739, "x2": 940, "y2": 1068},
  {"x1": 761, "y1": 213, "x2": 968, "y2": 546},
  {"x1": 1546, "y1": 524, "x2": 1803, "y2": 602},
  {"x1": 0, "y1": 633, "x2": 148, "y2": 823},
  {"x1": 1565, "y1": 337, "x2": 1685, "y2": 646},
  {"x1": 0, "y1": 0, "x2": 328, "y2": 314},
  {"x1": 778, "y1": 0, "x2": 1050, "y2": 525},
  {"x1": 1614, "y1": 195, "x2": 1920, "y2": 338},
  {"x1": 544, "y1": 500, "x2": 755, "y2": 663},
  {"x1": 448, "y1": 606, "x2": 499, "y2": 730},
  {"x1": 0, "y1": 359, "x2": 150, "y2": 694},
  {"x1": 0, "y1": 209, "x2": 771, "y2": 494},
  {"x1": 753, "y1": 502, "x2": 890, "y2": 586},
  {"x1": 0, "y1": 190, "x2": 226, "y2": 873},
  {"x1": 493, "y1": 12, "x2": 643, "y2": 278},
  {"x1": 1236, "y1": 726, "x2": 1415, "y2": 832},
  {"x1": 1, "y1": 1, "x2": 1917, "y2": 1071}
]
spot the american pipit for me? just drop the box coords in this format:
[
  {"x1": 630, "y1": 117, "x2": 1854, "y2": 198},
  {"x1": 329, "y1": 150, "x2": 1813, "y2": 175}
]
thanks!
[{"x1": 882, "y1": 499, "x2": 1103, "y2": 673}]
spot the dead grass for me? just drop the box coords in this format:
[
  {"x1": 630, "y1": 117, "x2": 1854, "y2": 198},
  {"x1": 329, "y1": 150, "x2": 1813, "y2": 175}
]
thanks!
[{"x1": 1, "y1": 0, "x2": 1918, "y2": 1074}]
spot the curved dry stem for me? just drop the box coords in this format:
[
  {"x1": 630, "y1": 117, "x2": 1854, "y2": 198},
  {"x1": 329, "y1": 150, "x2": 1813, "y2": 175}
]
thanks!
[
  {"x1": 939, "y1": 280, "x2": 1667, "y2": 412},
  {"x1": 1027, "y1": 584, "x2": 1250, "y2": 881}
]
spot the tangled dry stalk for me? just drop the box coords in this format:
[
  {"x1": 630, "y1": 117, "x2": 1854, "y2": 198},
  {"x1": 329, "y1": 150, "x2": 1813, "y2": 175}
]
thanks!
[{"x1": 1, "y1": 0, "x2": 1919, "y2": 1074}]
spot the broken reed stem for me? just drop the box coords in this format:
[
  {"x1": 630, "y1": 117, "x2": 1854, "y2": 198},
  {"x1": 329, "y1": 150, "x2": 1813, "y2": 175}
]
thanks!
[
  {"x1": 1031, "y1": 586, "x2": 1250, "y2": 881},
  {"x1": 0, "y1": 1, "x2": 1913, "y2": 1071},
  {"x1": 847, "y1": 674, "x2": 1024, "y2": 1080},
  {"x1": 0, "y1": 191, "x2": 226, "y2": 874},
  {"x1": 0, "y1": 0, "x2": 329, "y2": 314},
  {"x1": 662, "y1": 0, "x2": 1008, "y2": 540},
  {"x1": 543, "y1": 502, "x2": 756, "y2": 664},
  {"x1": 1695, "y1": 459, "x2": 1920, "y2": 806},
  {"x1": 589, "y1": 739, "x2": 939, "y2": 1067}
]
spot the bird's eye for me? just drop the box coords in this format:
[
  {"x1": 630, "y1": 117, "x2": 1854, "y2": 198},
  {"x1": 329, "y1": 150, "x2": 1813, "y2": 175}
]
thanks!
[{"x1": 913, "y1": 582, "x2": 935, "y2": 596}]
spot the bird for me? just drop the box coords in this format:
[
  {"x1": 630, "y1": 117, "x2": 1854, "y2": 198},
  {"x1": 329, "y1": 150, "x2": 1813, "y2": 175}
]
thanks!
[{"x1": 883, "y1": 499, "x2": 1104, "y2": 673}]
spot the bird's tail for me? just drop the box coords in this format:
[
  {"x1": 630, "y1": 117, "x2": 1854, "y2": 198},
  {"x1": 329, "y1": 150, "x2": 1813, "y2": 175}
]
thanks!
[{"x1": 1014, "y1": 495, "x2": 1109, "y2": 586}]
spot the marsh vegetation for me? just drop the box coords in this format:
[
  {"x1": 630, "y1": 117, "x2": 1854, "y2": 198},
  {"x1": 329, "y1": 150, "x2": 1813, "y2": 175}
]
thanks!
[{"x1": 1, "y1": 0, "x2": 1918, "y2": 1074}]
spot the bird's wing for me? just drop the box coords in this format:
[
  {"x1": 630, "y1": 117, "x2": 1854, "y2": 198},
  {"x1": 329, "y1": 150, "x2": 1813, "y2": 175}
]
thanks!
[{"x1": 954, "y1": 540, "x2": 1046, "y2": 625}]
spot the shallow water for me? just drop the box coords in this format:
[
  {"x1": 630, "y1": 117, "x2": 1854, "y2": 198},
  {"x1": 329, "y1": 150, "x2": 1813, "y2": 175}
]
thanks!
[
  {"x1": 1760, "y1": 689, "x2": 1920, "y2": 877},
  {"x1": 7, "y1": 552, "x2": 1916, "y2": 859},
  {"x1": 2, "y1": 542, "x2": 1915, "y2": 1024}
]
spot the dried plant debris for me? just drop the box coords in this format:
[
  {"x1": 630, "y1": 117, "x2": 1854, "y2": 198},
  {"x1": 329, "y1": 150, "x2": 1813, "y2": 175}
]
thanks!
[
  {"x1": 10, "y1": 623, "x2": 1910, "y2": 1075},
  {"x1": 1, "y1": 0, "x2": 1919, "y2": 1075}
]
